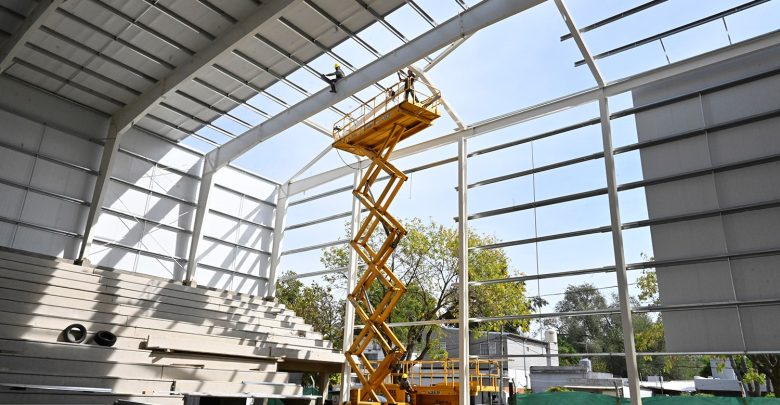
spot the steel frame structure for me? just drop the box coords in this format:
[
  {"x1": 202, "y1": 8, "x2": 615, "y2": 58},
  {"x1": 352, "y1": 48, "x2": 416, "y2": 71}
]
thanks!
[{"x1": 2, "y1": 1, "x2": 780, "y2": 404}]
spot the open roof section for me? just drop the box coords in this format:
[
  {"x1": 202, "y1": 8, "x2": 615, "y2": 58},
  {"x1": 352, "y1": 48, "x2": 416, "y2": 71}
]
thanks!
[{"x1": 0, "y1": 0, "x2": 777, "y2": 182}]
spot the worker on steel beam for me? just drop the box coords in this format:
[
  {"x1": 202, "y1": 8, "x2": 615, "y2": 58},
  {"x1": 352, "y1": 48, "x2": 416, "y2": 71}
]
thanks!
[{"x1": 322, "y1": 63, "x2": 345, "y2": 93}]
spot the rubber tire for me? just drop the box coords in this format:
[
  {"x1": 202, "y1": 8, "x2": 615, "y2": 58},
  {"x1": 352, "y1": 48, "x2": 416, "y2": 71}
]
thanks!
[
  {"x1": 93, "y1": 330, "x2": 117, "y2": 347},
  {"x1": 62, "y1": 324, "x2": 87, "y2": 343}
]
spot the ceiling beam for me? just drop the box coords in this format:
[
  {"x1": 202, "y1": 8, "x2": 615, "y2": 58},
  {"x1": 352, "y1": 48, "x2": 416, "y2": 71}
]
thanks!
[
  {"x1": 203, "y1": 0, "x2": 546, "y2": 175},
  {"x1": 111, "y1": 0, "x2": 300, "y2": 137},
  {"x1": 554, "y1": 0, "x2": 604, "y2": 87},
  {"x1": 0, "y1": 0, "x2": 66, "y2": 73},
  {"x1": 287, "y1": 29, "x2": 780, "y2": 195}
]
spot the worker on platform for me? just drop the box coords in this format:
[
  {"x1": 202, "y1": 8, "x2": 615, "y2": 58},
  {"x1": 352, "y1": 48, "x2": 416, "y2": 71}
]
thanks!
[
  {"x1": 323, "y1": 63, "x2": 345, "y2": 93},
  {"x1": 398, "y1": 68, "x2": 418, "y2": 102},
  {"x1": 399, "y1": 373, "x2": 416, "y2": 405}
]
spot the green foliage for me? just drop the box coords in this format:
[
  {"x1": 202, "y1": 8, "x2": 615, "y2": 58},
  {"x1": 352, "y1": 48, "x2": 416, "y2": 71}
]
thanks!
[
  {"x1": 321, "y1": 218, "x2": 534, "y2": 360},
  {"x1": 545, "y1": 386, "x2": 571, "y2": 392},
  {"x1": 276, "y1": 272, "x2": 345, "y2": 350}
]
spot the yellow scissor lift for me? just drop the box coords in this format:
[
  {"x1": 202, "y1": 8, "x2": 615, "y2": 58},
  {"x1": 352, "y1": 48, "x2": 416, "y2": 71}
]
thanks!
[{"x1": 332, "y1": 80, "x2": 501, "y2": 405}]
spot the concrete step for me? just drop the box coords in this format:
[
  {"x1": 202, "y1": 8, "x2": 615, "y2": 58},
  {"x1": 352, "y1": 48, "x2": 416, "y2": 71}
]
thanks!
[
  {"x1": 0, "y1": 266, "x2": 305, "y2": 328},
  {"x1": 0, "y1": 286, "x2": 326, "y2": 345},
  {"x1": 0, "y1": 299, "x2": 329, "y2": 350},
  {"x1": 0, "y1": 269, "x2": 315, "y2": 336},
  {"x1": 0, "y1": 310, "x2": 340, "y2": 364},
  {"x1": 172, "y1": 380, "x2": 303, "y2": 396},
  {"x1": 0, "y1": 249, "x2": 288, "y2": 310},
  {"x1": 0, "y1": 338, "x2": 278, "y2": 372},
  {"x1": 0, "y1": 391, "x2": 184, "y2": 405},
  {"x1": 0, "y1": 372, "x2": 175, "y2": 395},
  {"x1": 146, "y1": 336, "x2": 343, "y2": 365},
  {"x1": 0, "y1": 352, "x2": 287, "y2": 383}
]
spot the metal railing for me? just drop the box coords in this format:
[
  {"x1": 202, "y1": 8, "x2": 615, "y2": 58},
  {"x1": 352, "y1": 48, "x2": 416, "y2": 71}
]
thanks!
[{"x1": 332, "y1": 80, "x2": 441, "y2": 140}]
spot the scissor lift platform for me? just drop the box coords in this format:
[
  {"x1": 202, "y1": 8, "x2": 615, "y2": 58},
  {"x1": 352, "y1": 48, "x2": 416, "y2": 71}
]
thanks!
[{"x1": 333, "y1": 99, "x2": 440, "y2": 156}]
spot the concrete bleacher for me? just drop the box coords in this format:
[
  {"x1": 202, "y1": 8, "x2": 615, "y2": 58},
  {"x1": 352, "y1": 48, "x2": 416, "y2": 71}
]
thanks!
[{"x1": 0, "y1": 248, "x2": 343, "y2": 405}]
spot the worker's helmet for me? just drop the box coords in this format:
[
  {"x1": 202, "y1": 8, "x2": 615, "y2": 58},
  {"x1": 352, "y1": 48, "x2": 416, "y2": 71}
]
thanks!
[
  {"x1": 335, "y1": 62, "x2": 340, "y2": 69},
  {"x1": 401, "y1": 373, "x2": 408, "y2": 379}
]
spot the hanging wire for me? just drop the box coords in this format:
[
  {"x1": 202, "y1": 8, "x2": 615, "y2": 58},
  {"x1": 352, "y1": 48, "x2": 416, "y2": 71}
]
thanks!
[{"x1": 530, "y1": 140, "x2": 544, "y2": 339}]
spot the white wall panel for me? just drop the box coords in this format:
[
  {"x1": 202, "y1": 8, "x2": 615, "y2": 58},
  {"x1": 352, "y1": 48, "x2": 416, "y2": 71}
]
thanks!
[
  {"x1": 140, "y1": 226, "x2": 188, "y2": 258},
  {"x1": 92, "y1": 212, "x2": 143, "y2": 248},
  {"x1": 29, "y1": 159, "x2": 96, "y2": 202},
  {"x1": 88, "y1": 244, "x2": 138, "y2": 272},
  {"x1": 0, "y1": 109, "x2": 44, "y2": 151},
  {"x1": 241, "y1": 198, "x2": 275, "y2": 227},
  {"x1": 112, "y1": 153, "x2": 154, "y2": 188},
  {"x1": 237, "y1": 222, "x2": 272, "y2": 252},
  {"x1": 150, "y1": 167, "x2": 198, "y2": 202},
  {"x1": 136, "y1": 253, "x2": 183, "y2": 280},
  {"x1": 0, "y1": 222, "x2": 15, "y2": 247},
  {"x1": 215, "y1": 167, "x2": 277, "y2": 201},
  {"x1": 144, "y1": 194, "x2": 194, "y2": 229},
  {"x1": 121, "y1": 128, "x2": 202, "y2": 175},
  {"x1": 198, "y1": 239, "x2": 236, "y2": 270},
  {"x1": 234, "y1": 248, "x2": 268, "y2": 278},
  {"x1": 210, "y1": 187, "x2": 243, "y2": 217},
  {"x1": 12, "y1": 226, "x2": 80, "y2": 259},
  {"x1": 104, "y1": 181, "x2": 149, "y2": 218},
  {"x1": 0, "y1": 184, "x2": 25, "y2": 219},
  {"x1": 39, "y1": 126, "x2": 101, "y2": 169},
  {"x1": 0, "y1": 147, "x2": 35, "y2": 184},
  {"x1": 195, "y1": 265, "x2": 232, "y2": 290},
  {"x1": 203, "y1": 214, "x2": 239, "y2": 242},
  {"x1": 636, "y1": 45, "x2": 780, "y2": 352},
  {"x1": 233, "y1": 274, "x2": 265, "y2": 295},
  {"x1": 19, "y1": 193, "x2": 86, "y2": 234}
]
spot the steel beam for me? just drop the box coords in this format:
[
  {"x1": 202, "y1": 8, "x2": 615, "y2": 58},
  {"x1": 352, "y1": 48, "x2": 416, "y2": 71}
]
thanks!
[
  {"x1": 111, "y1": 0, "x2": 298, "y2": 137},
  {"x1": 202, "y1": 0, "x2": 545, "y2": 175},
  {"x1": 410, "y1": 66, "x2": 467, "y2": 130},
  {"x1": 183, "y1": 171, "x2": 216, "y2": 284},
  {"x1": 76, "y1": 123, "x2": 119, "y2": 264},
  {"x1": 78, "y1": 0, "x2": 298, "y2": 264},
  {"x1": 0, "y1": 0, "x2": 65, "y2": 73},
  {"x1": 599, "y1": 95, "x2": 642, "y2": 405},
  {"x1": 265, "y1": 183, "x2": 290, "y2": 299},
  {"x1": 340, "y1": 167, "x2": 363, "y2": 404},
  {"x1": 457, "y1": 136, "x2": 470, "y2": 405},
  {"x1": 553, "y1": 0, "x2": 604, "y2": 87},
  {"x1": 288, "y1": 30, "x2": 780, "y2": 196}
]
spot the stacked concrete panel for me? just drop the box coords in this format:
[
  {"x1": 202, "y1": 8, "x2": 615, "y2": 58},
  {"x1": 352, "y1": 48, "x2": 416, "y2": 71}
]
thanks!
[{"x1": 0, "y1": 248, "x2": 342, "y2": 404}]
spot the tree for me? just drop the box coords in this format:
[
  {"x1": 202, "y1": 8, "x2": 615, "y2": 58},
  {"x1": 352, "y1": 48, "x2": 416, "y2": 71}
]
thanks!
[
  {"x1": 322, "y1": 218, "x2": 536, "y2": 361},
  {"x1": 545, "y1": 280, "x2": 704, "y2": 378},
  {"x1": 276, "y1": 273, "x2": 345, "y2": 350}
]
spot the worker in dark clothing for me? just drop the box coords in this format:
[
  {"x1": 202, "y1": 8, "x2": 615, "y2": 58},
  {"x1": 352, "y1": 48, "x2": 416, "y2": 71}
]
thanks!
[
  {"x1": 398, "y1": 68, "x2": 418, "y2": 102},
  {"x1": 398, "y1": 373, "x2": 415, "y2": 405},
  {"x1": 323, "y1": 63, "x2": 345, "y2": 93}
]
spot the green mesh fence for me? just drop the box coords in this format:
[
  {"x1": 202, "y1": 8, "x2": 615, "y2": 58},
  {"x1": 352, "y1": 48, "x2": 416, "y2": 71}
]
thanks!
[{"x1": 515, "y1": 392, "x2": 780, "y2": 405}]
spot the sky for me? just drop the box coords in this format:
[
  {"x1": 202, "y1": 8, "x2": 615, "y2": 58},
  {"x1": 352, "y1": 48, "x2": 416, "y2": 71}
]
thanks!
[{"x1": 183, "y1": 0, "x2": 779, "y2": 337}]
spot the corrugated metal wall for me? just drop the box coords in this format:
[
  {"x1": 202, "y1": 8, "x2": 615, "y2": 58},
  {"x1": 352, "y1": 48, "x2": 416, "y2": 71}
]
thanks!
[
  {"x1": 634, "y1": 45, "x2": 780, "y2": 352},
  {"x1": 0, "y1": 76, "x2": 277, "y2": 296}
]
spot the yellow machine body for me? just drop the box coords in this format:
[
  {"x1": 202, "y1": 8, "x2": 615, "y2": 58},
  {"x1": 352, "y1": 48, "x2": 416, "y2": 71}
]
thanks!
[{"x1": 332, "y1": 81, "x2": 441, "y2": 405}]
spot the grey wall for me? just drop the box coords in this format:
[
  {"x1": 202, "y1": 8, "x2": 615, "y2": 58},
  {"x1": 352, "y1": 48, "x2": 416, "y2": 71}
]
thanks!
[
  {"x1": 0, "y1": 76, "x2": 277, "y2": 296},
  {"x1": 633, "y1": 45, "x2": 780, "y2": 352}
]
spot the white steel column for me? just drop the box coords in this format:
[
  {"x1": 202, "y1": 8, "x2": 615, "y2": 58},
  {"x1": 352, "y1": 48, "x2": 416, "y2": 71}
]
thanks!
[
  {"x1": 266, "y1": 183, "x2": 290, "y2": 299},
  {"x1": 184, "y1": 170, "x2": 216, "y2": 284},
  {"x1": 340, "y1": 167, "x2": 363, "y2": 403},
  {"x1": 599, "y1": 95, "x2": 642, "y2": 405},
  {"x1": 76, "y1": 122, "x2": 119, "y2": 264},
  {"x1": 554, "y1": 1, "x2": 641, "y2": 402},
  {"x1": 457, "y1": 136, "x2": 470, "y2": 405}
]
